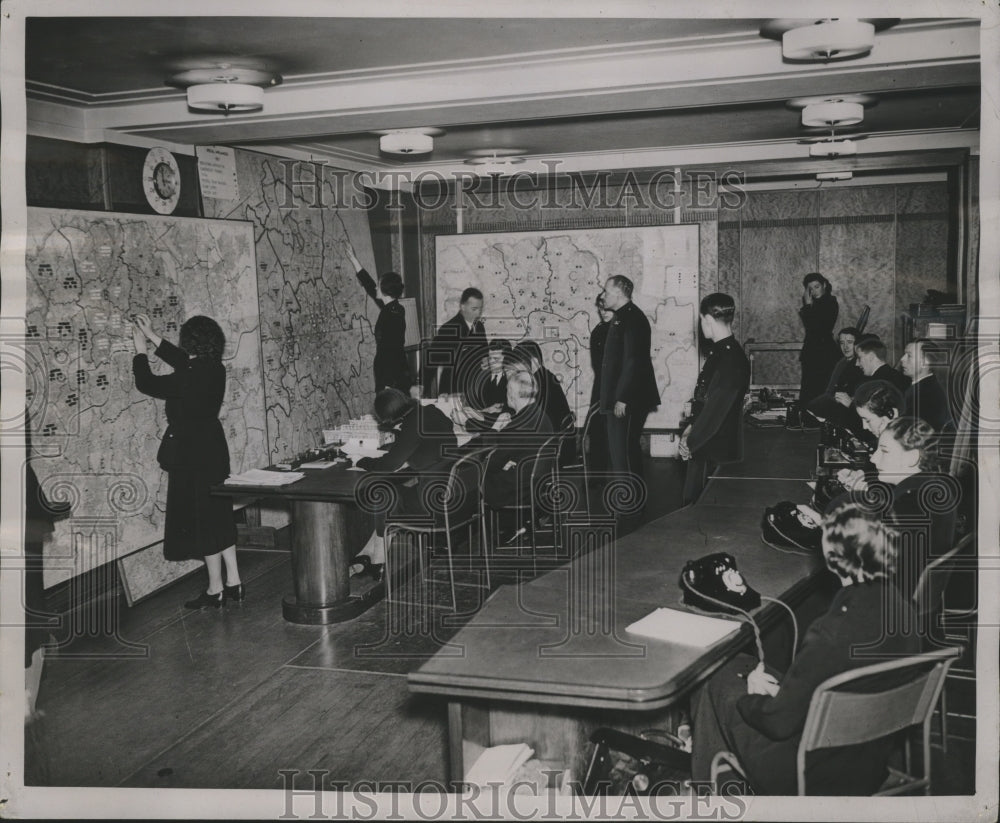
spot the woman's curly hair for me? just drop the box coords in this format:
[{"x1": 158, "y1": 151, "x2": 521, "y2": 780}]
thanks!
[
  {"x1": 179, "y1": 316, "x2": 226, "y2": 361},
  {"x1": 821, "y1": 501, "x2": 899, "y2": 582},
  {"x1": 882, "y1": 416, "x2": 941, "y2": 472}
]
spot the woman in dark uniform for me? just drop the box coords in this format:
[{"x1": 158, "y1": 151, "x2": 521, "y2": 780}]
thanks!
[
  {"x1": 797, "y1": 273, "x2": 841, "y2": 415},
  {"x1": 132, "y1": 313, "x2": 241, "y2": 609},
  {"x1": 588, "y1": 296, "x2": 615, "y2": 473},
  {"x1": 343, "y1": 240, "x2": 412, "y2": 394}
]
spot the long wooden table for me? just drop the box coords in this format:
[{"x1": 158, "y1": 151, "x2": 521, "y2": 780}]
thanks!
[
  {"x1": 408, "y1": 463, "x2": 822, "y2": 782},
  {"x1": 213, "y1": 466, "x2": 379, "y2": 624}
]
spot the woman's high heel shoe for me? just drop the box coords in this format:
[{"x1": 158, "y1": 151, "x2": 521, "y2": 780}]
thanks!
[
  {"x1": 184, "y1": 590, "x2": 224, "y2": 609},
  {"x1": 224, "y1": 583, "x2": 245, "y2": 603}
]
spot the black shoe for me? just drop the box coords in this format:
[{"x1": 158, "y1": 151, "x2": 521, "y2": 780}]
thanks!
[
  {"x1": 224, "y1": 583, "x2": 245, "y2": 603},
  {"x1": 184, "y1": 590, "x2": 224, "y2": 609}
]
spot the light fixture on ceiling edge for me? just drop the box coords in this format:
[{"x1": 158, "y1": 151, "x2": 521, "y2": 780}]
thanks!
[
  {"x1": 760, "y1": 18, "x2": 898, "y2": 61},
  {"x1": 171, "y1": 66, "x2": 281, "y2": 113},
  {"x1": 377, "y1": 128, "x2": 444, "y2": 155},
  {"x1": 817, "y1": 171, "x2": 853, "y2": 181}
]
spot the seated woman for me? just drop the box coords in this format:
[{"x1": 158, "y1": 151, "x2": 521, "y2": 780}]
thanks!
[
  {"x1": 512, "y1": 339, "x2": 572, "y2": 432},
  {"x1": 350, "y1": 388, "x2": 457, "y2": 576},
  {"x1": 690, "y1": 502, "x2": 920, "y2": 795},
  {"x1": 835, "y1": 416, "x2": 958, "y2": 600}
]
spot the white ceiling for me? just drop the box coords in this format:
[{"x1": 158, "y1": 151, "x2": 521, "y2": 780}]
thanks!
[{"x1": 20, "y1": 12, "x2": 984, "y2": 180}]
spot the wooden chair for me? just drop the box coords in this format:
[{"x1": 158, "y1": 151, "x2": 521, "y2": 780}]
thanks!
[
  {"x1": 561, "y1": 402, "x2": 602, "y2": 516},
  {"x1": 383, "y1": 448, "x2": 491, "y2": 612},
  {"x1": 710, "y1": 646, "x2": 961, "y2": 796}
]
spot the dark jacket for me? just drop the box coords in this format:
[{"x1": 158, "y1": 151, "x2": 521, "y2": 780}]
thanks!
[
  {"x1": 357, "y1": 268, "x2": 411, "y2": 392},
  {"x1": 903, "y1": 374, "x2": 953, "y2": 432},
  {"x1": 132, "y1": 339, "x2": 230, "y2": 478},
  {"x1": 735, "y1": 581, "x2": 921, "y2": 795},
  {"x1": 589, "y1": 319, "x2": 610, "y2": 405},
  {"x1": 824, "y1": 357, "x2": 865, "y2": 396},
  {"x1": 867, "y1": 363, "x2": 911, "y2": 395},
  {"x1": 423, "y1": 312, "x2": 487, "y2": 397},
  {"x1": 537, "y1": 366, "x2": 573, "y2": 431},
  {"x1": 468, "y1": 402, "x2": 554, "y2": 508},
  {"x1": 598, "y1": 301, "x2": 659, "y2": 413},
  {"x1": 687, "y1": 336, "x2": 750, "y2": 464},
  {"x1": 355, "y1": 403, "x2": 457, "y2": 474},
  {"x1": 466, "y1": 369, "x2": 508, "y2": 411},
  {"x1": 798, "y1": 293, "x2": 840, "y2": 364}
]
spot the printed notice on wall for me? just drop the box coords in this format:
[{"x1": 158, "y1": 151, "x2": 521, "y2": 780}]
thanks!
[{"x1": 196, "y1": 145, "x2": 239, "y2": 200}]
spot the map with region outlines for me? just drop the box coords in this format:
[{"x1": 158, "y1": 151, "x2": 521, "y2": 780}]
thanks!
[
  {"x1": 435, "y1": 225, "x2": 700, "y2": 429},
  {"x1": 26, "y1": 208, "x2": 266, "y2": 585}
]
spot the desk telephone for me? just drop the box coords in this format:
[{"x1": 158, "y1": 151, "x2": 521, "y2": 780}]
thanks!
[{"x1": 680, "y1": 552, "x2": 761, "y2": 615}]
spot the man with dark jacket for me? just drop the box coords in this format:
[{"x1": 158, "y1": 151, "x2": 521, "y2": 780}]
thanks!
[
  {"x1": 899, "y1": 339, "x2": 953, "y2": 431},
  {"x1": 680, "y1": 293, "x2": 751, "y2": 505},
  {"x1": 854, "y1": 335, "x2": 910, "y2": 395},
  {"x1": 598, "y1": 275, "x2": 660, "y2": 484},
  {"x1": 422, "y1": 288, "x2": 487, "y2": 397}
]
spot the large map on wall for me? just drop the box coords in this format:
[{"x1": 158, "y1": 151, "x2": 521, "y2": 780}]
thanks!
[
  {"x1": 201, "y1": 152, "x2": 379, "y2": 462},
  {"x1": 435, "y1": 225, "x2": 700, "y2": 429},
  {"x1": 26, "y1": 208, "x2": 266, "y2": 585}
]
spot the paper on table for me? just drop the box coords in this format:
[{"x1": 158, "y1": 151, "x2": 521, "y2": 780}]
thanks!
[
  {"x1": 299, "y1": 459, "x2": 340, "y2": 469},
  {"x1": 465, "y1": 743, "x2": 535, "y2": 787},
  {"x1": 224, "y1": 469, "x2": 305, "y2": 486},
  {"x1": 625, "y1": 607, "x2": 741, "y2": 647}
]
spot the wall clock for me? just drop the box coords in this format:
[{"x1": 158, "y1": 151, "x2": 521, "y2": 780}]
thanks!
[{"x1": 142, "y1": 147, "x2": 181, "y2": 214}]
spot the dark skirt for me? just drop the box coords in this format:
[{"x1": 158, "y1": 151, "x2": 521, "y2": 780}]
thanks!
[{"x1": 163, "y1": 469, "x2": 236, "y2": 561}]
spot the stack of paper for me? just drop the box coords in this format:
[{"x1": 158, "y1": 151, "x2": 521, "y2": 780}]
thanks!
[
  {"x1": 626, "y1": 608, "x2": 741, "y2": 647},
  {"x1": 224, "y1": 469, "x2": 305, "y2": 487},
  {"x1": 465, "y1": 743, "x2": 535, "y2": 787}
]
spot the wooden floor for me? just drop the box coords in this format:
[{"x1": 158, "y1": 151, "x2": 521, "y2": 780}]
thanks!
[{"x1": 24, "y1": 440, "x2": 977, "y2": 794}]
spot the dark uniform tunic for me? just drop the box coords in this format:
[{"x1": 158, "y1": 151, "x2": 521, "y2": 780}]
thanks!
[
  {"x1": 423, "y1": 312, "x2": 488, "y2": 397},
  {"x1": 356, "y1": 268, "x2": 411, "y2": 392},
  {"x1": 798, "y1": 293, "x2": 841, "y2": 405}
]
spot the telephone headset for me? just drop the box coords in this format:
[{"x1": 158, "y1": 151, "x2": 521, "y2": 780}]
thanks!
[{"x1": 679, "y1": 553, "x2": 798, "y2": 666}]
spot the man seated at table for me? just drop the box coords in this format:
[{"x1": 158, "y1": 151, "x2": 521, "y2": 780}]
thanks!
[
  {"x1": 458, "y1": 338, "x2": 513, "y2": 432},
  {"x1": 465, "y1": 369, "x2": 554, "y2": 510},
  {"x1": 853, "y1": 335, "x2": 910, "y2": 395},
  {"x1": 899, "y1": 339, "x2": 954, "y2": 432},
  {"x1": 805, "y1": 326, "x2": 864, "y2": 430}
]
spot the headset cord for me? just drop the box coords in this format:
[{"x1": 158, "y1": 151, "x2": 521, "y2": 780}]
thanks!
[
  {"x1": 680, "y1": 575, "x2": 765, "y2": 667},
  {"x1": 759, "y1": 595, "x2": 798, "y2": 663}
]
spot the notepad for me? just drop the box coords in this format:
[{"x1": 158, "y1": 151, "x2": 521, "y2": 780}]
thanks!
[
  {"x1": 626, "y1": 607, "x2": 741, "y2": 647},
  {"x1": 299, "y1": 459, "x2": 340, "y2": 469},
  {"x1": 224, "y1": 469, "x2": 305, "y2": 487}
]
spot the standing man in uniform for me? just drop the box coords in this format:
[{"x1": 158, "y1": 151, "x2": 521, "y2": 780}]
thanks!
[
  {"x1": 422, "y1": 287, "x2": 486, "y2": 398},
  {"x1": 598, "y1": 275, "x2": 660, "y2": 486},
  {"x1": 679, "y1": 292, "x2": 750, "y2": 506}
]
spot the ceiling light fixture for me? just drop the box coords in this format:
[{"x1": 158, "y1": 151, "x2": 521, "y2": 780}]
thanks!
[
  {"x1": 377, "y1": 128, "x2": 444, "y2": 155},
  {"x1": 171, "y1": 65, "x2": 281, "y2": 113},
  {"x1": 464, "y1": 150, "x2": 527, "y2": 177},
  {"x1": 816, "y1": 171, "x2": 853, "y2": 182},
  {"x1": 809, "y1": 139, "x2": 857, "y2": 158},
  {"x1": 787, "y1": 94, "x2": 877, "y2": 129},
  {"x1": 760, "y1": 18, "x2": 898, "y2": 62}
]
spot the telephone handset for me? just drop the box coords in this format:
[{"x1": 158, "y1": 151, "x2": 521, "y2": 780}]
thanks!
[{"x1": 679, "y1": 552, "x2": 761, "y2": 615}]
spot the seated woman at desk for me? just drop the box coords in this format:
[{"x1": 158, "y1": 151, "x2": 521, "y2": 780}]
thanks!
[
  {"x1": 689, "y1": 502, "x2": 920, "y2": 795},
  {"x1": 852, "y1": 380, "x2": 904, "y2": 445},
  {"x1": 834, "y1": 416, "x2": 957, "y2": 599},
  {"x1": 350, "y1": 388, "x2": 457, "y2": 577}
]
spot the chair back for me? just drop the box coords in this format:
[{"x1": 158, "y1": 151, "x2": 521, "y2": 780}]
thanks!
[
  {"x1": 441, "y1": 448, "x2": 491, "y2": 532},
  {"x1": 913, "y1": 532, "x2": 973, "y2": 625},
  {"x1": 796, "y1": 646, "x2": 961, "y2": 794}
]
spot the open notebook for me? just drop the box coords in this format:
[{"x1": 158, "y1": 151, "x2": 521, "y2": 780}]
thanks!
[{"x1": 626, "y1": 607, "x2": 742, "y2": 647}]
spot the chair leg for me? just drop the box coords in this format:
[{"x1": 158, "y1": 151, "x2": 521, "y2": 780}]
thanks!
[
  {"x1": 938, "y1": 686, "x2": 948, "y2": 753},
  {"x1": 384, "y1": 527, "x2": 395, "y2": 603},
  {"x1": 446, "y1": 531, "x2": 457, "y2": 612},
  {"x1": 480, "y1": 517, "x2": 491, "y2": 590}
]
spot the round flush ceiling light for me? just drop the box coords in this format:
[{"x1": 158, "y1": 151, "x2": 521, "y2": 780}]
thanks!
[
  {"x1": 171, "y1": 65, "x2": 281, "y2": 113},
  {"x1": 801, "y1": 101, "x2": 864, "y2": 128},
  {"x1": 783, "y1": 20, "x2": 875, "y2": 61},
  {"x1": 187, "y1": 83, "x2": 264, "y2": 112},
  {"x1": 377, "y1": 128, "x2": 444, "y2": 155}
]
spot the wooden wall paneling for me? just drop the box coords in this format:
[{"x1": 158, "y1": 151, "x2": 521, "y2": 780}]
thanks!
[
  {"x1": 895, "y1": 215, "x2": 951, "y2": 356},
  {"x1": 718, "y1": 223, "x2": 742, "y2": 340},
  {"x1": 818, "y1": 219, "x2": 897, "y2": 351},
  {"x1": 25, "y1": 137, "x2": 105, "y2": 210},
  {"x1": 818, "y1": 185, "x2": 895, "y2": 218}
]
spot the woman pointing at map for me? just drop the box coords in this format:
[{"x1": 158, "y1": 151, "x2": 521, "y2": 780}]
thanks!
[{"x1": 131, "y1": 313, "x2": 243, "y2": 609}]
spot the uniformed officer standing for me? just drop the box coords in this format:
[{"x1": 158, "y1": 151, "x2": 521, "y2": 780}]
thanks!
[
  {"x1": 679, "y1": 292, "x2": 750, "y2": 505},
  {"x1": 598, "y1": 275, "x2": 660, "y2": 487}
]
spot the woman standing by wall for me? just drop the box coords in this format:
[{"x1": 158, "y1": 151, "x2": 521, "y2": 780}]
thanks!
[
  {"x1": 797, "y1": 273, "x2": 841, "y2": 421},
  {"x1": 343, "y1": 239, "x2": 413, "y2": 394},
  {"x1": 132, "y1": 314, "x2": 242, "y2": 608}
]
